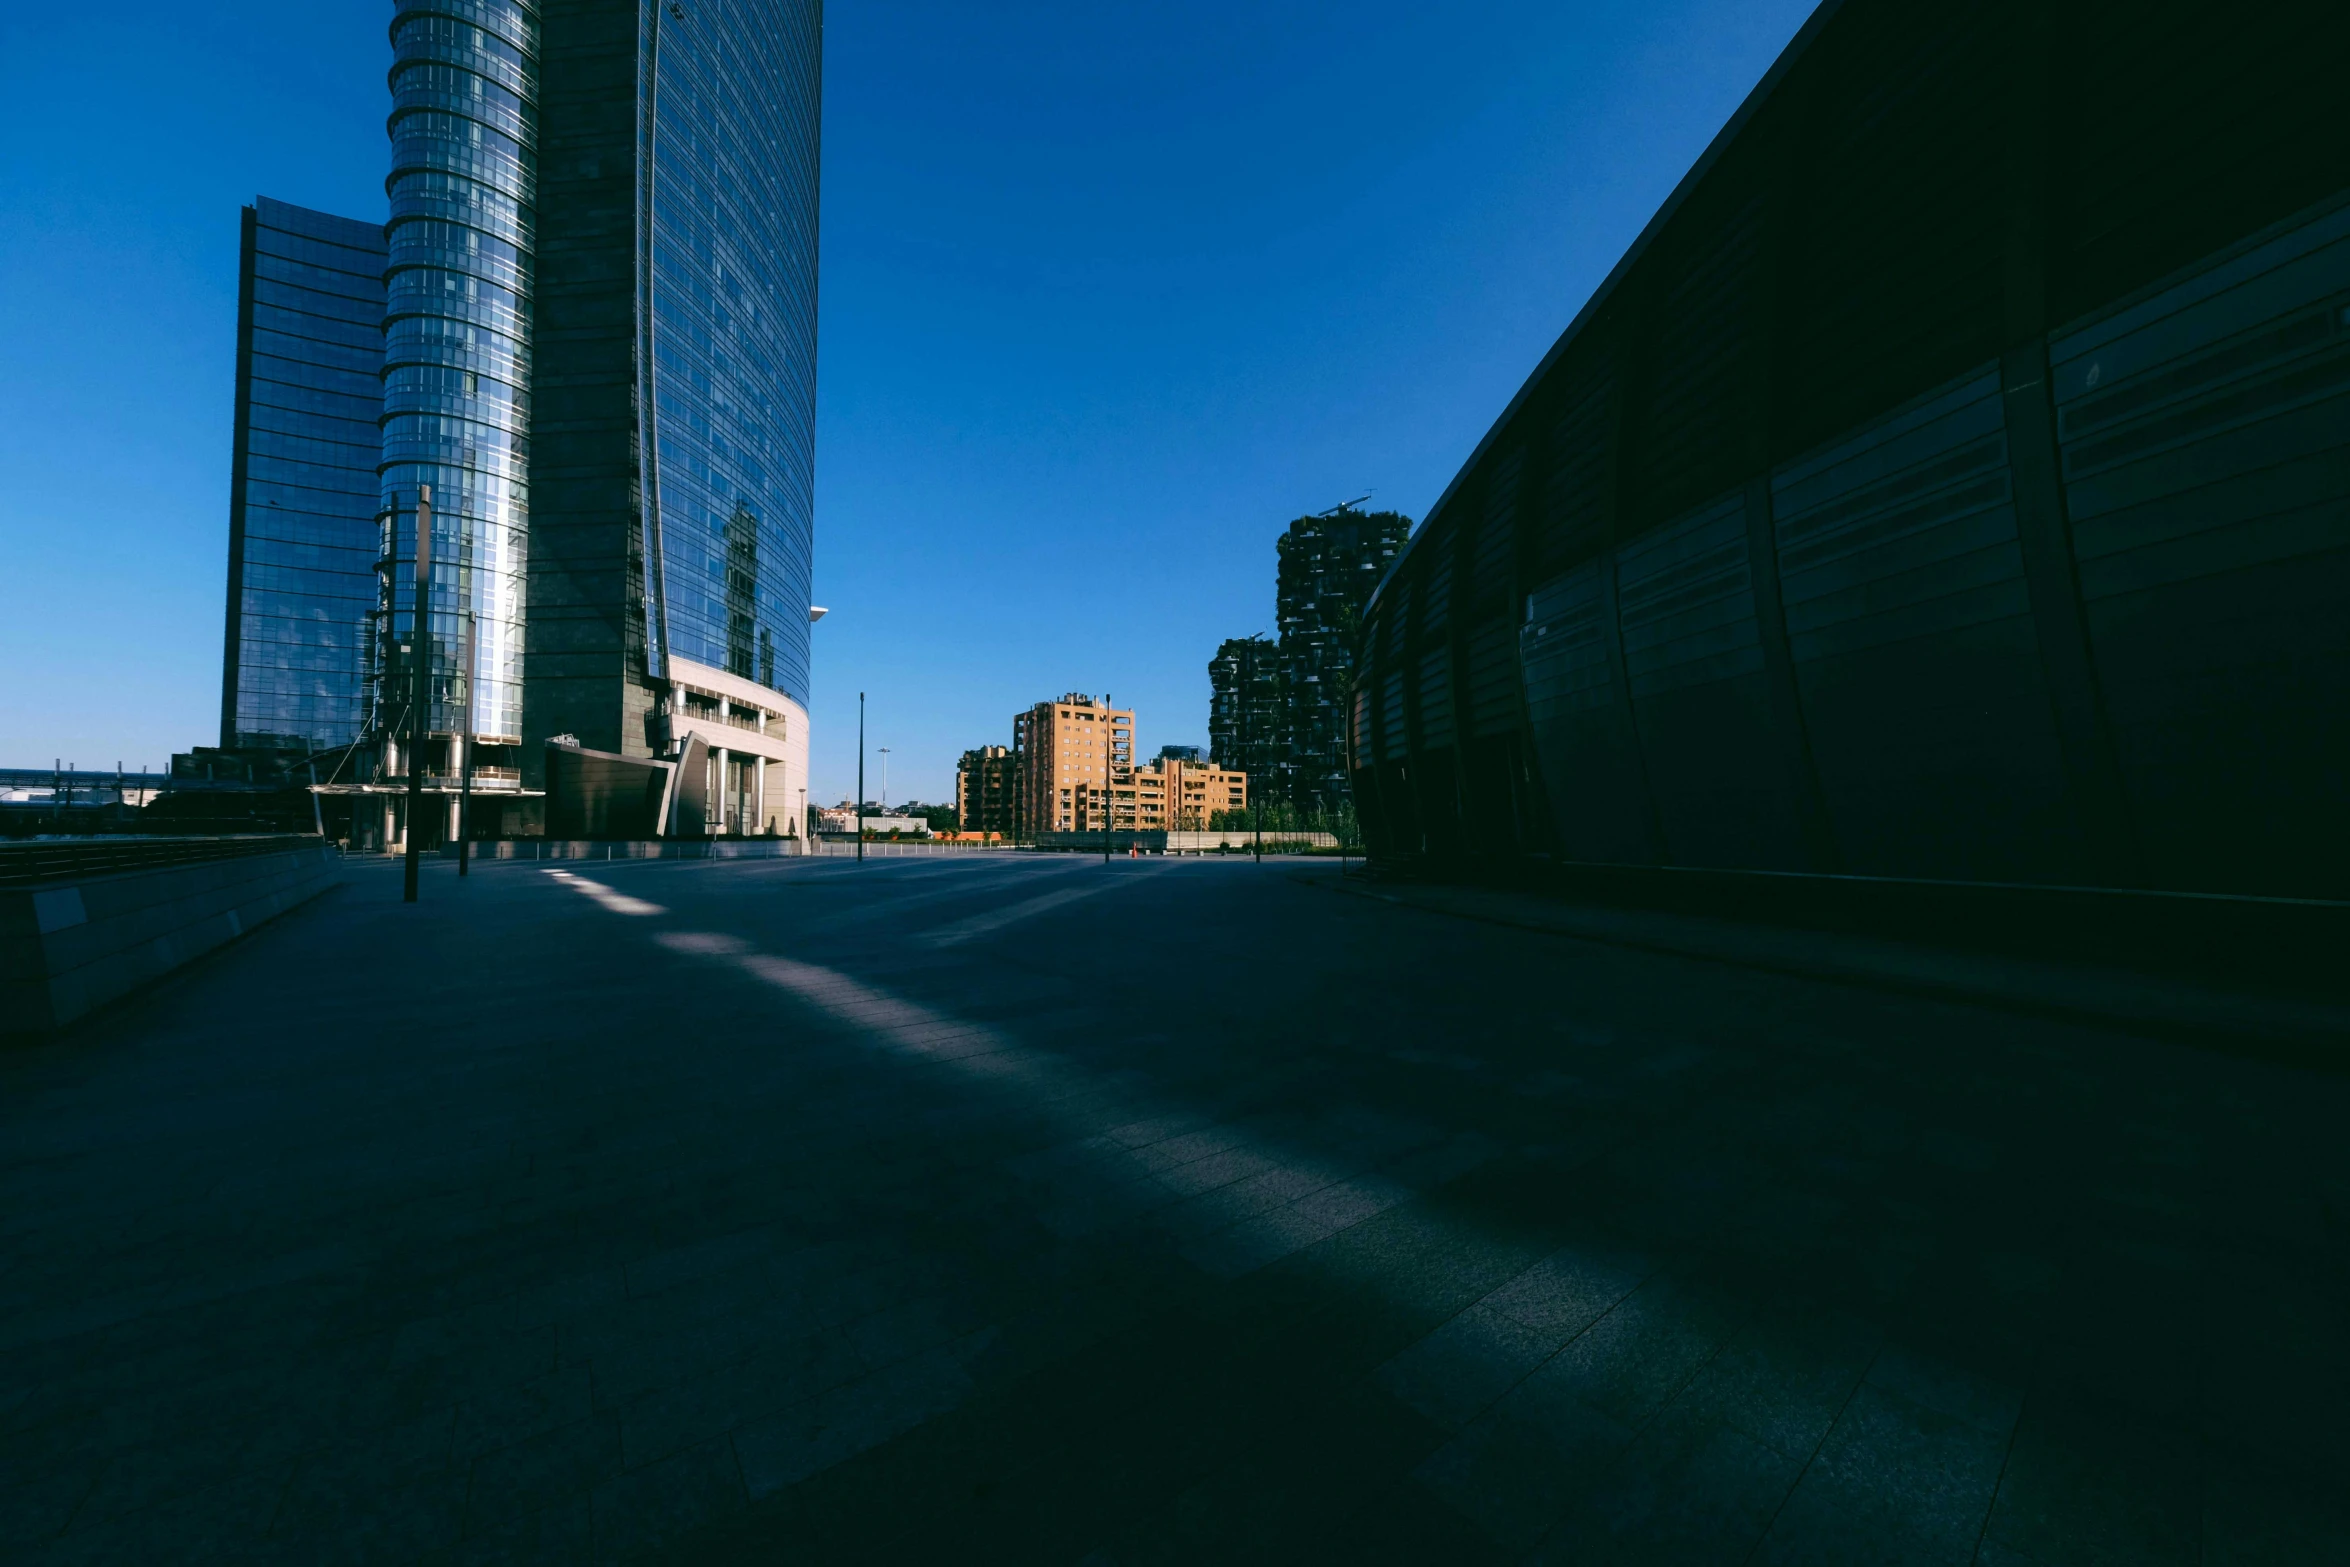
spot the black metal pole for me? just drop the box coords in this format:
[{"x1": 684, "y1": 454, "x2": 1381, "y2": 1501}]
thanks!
[
  {"x1": 403, "y1": 485, "x2": 432, "y2": 903},
  {"x1": 1252, "y1": 649, "x2": 1263, "y2": 864},
  {"x1": 857, "y1": 691, "x2": 866, "y2": 864},
  {"x1": 457, "y1": 610, "x2": 475, "y2": 877},
  {"x1": 1103, "y1": 693, "x2": 1114, "y2": 864}
]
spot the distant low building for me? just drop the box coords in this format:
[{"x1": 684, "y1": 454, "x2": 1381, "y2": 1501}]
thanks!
[
  {"x1": 956, "y1": 745, "x2": 1017, "y2": 837},
  {"x1": 815, "y1": 805, "x2": 932, "y2": 837}
]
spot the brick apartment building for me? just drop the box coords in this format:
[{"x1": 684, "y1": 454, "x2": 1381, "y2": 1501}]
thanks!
[
  {"x1": 1012, "y1": 694, "x2": 1135, "y2": 835},
  {"x1": 1131, "y1": 755, "x2": 1247, "y2": 830}
]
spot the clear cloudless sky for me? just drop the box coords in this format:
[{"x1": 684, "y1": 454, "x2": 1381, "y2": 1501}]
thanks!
[{"x1": 0, "y1": 0, "x2": 1815, "y2": 807}]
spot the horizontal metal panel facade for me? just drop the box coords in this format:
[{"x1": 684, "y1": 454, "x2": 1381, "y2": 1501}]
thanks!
[
  {"x1": 1772, "y1": 372, "x2": 2081, "y2": 880},
  {"x1": 1465, "y1": 622, "x2": 1518, "y2": 739},
  {"x1": 1416, "y1": 641, "x2": 1456, "y2": 754},
  {"x1": 1420, "y1": 547, "x2": 1453, "y2": 638},
  {"x1": 1470, "y1": 453, "x2": 1521, "y2": 606},
  {"x1": 1376, "y1": 669, "x2": 1406, "y2": 763},
  {"x1": 1535, "y1": 366, "x2": 1615, "y2": 577},
  {"x1": 1618, "y1": 494, "x2": 1759, "y2": 699},
  {"x1": 1618, "y1": 493, "x2": 1805, "y2": 867},
  {"x1": 1522, "y1": 564, "x2": 1651, "y2": 863},
  {"x1": 2052, "y1": 200, "x2": 2350, "y2": 895}
]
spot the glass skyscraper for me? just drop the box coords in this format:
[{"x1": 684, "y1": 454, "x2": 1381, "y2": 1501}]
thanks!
[
  {"x1": 354, "y1": 0, "x2": 820, "y2": 840},
  {"x1": 220, "y1": 197, "x2": 386, "y2": 752},
  {"x1": 639, "y1": 0, "x2": 821, "y2": 705},
  {"x1": 378, "y1": 0, "x2": 536, "y2": 750}
]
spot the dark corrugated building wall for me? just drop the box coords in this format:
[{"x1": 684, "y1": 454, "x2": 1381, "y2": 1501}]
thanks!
[{"x1": 1351, "y1": 0, "x2": 2350, "y2": 899}]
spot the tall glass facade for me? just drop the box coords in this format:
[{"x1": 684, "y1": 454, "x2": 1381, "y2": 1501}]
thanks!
[
  {"x1": 378, "y1": 0, "x2": 536, "y2": 744},
  {"x1": 221, "y1": 198, "x2": 386, "y2": 751},
  {"x1": 642, "y1": 0, "x2": 821, "y2": 707},
  {"x1": 361, "y1": 0, "x2": 817, "y2": 816}
]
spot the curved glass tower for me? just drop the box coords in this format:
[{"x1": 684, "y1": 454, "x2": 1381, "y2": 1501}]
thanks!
[
  {"x1": 521, "y1": 0, "x2": 819, "y2": 838},
  {"x1": 641, "y1": 0, "x2": 821, "y2": 708},
  {"x1": 360, "y1": 0, "x2": 818, "y2": 843},
  {"x1": 377, "y1": 0, "x2": 537, "y2": 748}
]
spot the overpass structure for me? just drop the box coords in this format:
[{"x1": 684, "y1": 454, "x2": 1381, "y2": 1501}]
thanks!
[{"x1": 1351, "y1": 0, "x2": 2350, "y2": 898}]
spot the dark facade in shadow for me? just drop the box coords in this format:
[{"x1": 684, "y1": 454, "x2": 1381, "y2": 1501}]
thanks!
[{"x1": 1352, "y1": 0, "x2": 2350, "y2": 898}]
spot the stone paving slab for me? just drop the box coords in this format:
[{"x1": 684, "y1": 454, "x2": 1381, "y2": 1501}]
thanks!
[{"x1": 1, "y1": 854, "x2": 2345, "y2": 1563}]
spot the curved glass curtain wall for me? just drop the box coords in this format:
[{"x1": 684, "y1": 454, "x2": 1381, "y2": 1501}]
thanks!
[
  {"x1": 377, "y1": 0, "x2": 537, "y2": 744},
  {"x1": 644, "y1": 0, "x2": 820, "y2": 707}
]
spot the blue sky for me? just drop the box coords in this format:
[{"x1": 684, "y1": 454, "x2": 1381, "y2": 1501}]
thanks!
[{"x1": 0, "y1": 0, "x2": 1814, "y2": 806}]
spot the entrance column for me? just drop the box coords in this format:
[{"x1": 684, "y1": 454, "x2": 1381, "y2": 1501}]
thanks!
[
  {"x1": 447, "y1": 731, "x2": 465, "y2": 844},
  {"x1": 755, "y1": 710, "x2": 770, "y2": 835}
]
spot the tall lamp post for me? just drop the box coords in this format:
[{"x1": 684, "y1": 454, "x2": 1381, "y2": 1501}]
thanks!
[
  {"x1": 1246, "y1": 646, "x2": 1263, "y2": 865},
  {"x1": 856, "y1": 691, "x2": 866, "y2": 865},
  {"x1": 1102, "y1": 692, "x2": 1114, "y2": 865},
  {"x1": 802, "y1": 605, "x2": 828, "y2": 858},
  {"x1": 457, "y1": 610, "x2": 476, "y2": 878},
  {"x1": 402, "y1": 485, "x2": 432, "y2": 903}
]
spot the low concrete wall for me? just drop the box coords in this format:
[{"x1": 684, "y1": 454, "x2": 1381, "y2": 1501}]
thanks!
[
  {"x1": 0, "y1": 845, "x2": 339, "y2": 1036},
  {"x1": 444, "y1": 838, "x2": 1025, "y2": 862},
  {"x1": 1035, "y1": 830, "x2": 1341, "y2": 852},
  {"x1": 448, "y1": 839, "x2": 811, "y2": 863},
  {"x1": 806, "y1": 839, "x2": 1014, "y2": 857}
]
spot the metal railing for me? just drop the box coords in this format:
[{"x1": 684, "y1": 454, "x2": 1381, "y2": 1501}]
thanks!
[
  {"x1": 807, "y1": 838, "x2": 1013, "y2": 857},
  {"x1": 420, "y1": 770, "x2": 523, "y2": 790},
  {"x1": 679, "y1": 705, "x2": 767, "y2": 735},
  {"x1": 0, "y1": 834, "x2": 327, "y2": 887}
]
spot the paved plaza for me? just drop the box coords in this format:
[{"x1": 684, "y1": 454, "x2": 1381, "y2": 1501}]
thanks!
[{"x1": 2, "y1": 852, "x2": 2345, "y2": 1563}]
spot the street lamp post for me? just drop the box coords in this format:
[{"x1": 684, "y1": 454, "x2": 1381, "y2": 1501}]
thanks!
[
  {"x1": 856, "y1": 691, "x2": 865, "y2": 865},
  {"x1": 1246, "y1": 647, "x2": 1263, "y2": 864},
  {"x1": 457, "y1": 611, "x2": 476, "y2": 878},
  {"x1": 402, "y1": 485, "x2": 432, "y2": 904}
]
